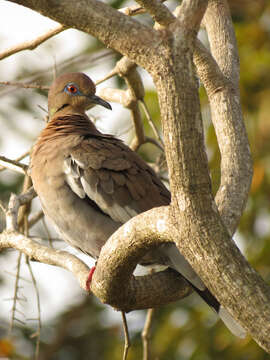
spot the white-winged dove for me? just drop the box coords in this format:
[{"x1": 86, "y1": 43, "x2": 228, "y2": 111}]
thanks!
[{"x1": 30, "y1": 72, "x2": 245, "y2": 338}]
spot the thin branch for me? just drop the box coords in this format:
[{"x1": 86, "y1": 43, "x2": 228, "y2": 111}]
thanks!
[
  {"x1": 8, "y1": 252, "x2": 23, "y2": 336},
  {"x1": 145, "y1": 136, "x2": 164, "y2": 151},
  {"x1": 0, "y1": 230, "x2": 90, "y2": 290},
  {"x1": 142, "y1": 308, "x2": 155, "y2": 360},
  {"x1": 0, "y1": 151, "x2": 29, "y2": 173},
  {"x1": 0, "y1": 24, "x2": 65, "y2": 61},
  {"x1": 28, "y1": 210, "x2": 44, "y2": 228},
  {"x1": 140, "y1": 100, "x2": 164, "y2": 146},
  {"x1": 42, "y1": 217, "x2": 53, "y2": 248},
  {"x1": 26, "y1": 256, "x2": 41, "y2": 360},
  {"x1": 121, "y1": 311, "x2": 131, "y2": 360},
  {"x1": 0, "y1": 49, "x2": 113, "y2": 98},
  {"x1": 97, "y1": 56, "x2": 147, "y2": 150},
  {"x1": 0, "y1": 81, "x2": 49, "y2": 91},
  {"x1": 0, "y1": 155, "x2": 28, "y2": 175},
  {"x1": 6, "y1": 188, "x2": 36, "y2": 232},
  {"x1": 122, "y1": 67, "x2": 145, "y2": 150},
  {"x1": 96, "y1": 56, "x2": 137, "y2": 86}
]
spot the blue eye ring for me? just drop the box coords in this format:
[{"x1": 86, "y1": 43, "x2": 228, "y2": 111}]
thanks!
[{"x1": 64, "y1": 83, "x2": 81, "y2": 96}]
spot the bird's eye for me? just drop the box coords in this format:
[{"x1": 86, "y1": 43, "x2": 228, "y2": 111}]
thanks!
[{"x1": 66, "y1": 84, "x2": 78, "y2": 94}]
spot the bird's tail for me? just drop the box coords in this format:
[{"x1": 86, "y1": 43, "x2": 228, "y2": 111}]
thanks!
[
  {"x1": 163, "y1": 245, "x2": 246, "y2": 338},
  {"x1": 190, "y1": 284, "x2": 246, "y2": 338}
]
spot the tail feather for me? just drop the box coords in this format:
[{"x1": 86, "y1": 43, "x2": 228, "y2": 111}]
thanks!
[
  {"x1": 219, "y1": 306, "x2": 246, "y2": 338},
  {"x1": 188, "y1": 282, "x2": 246, "y2": 338},
  {"x1": 162, "y1": 245, "x2": 246, "y2": 337}
]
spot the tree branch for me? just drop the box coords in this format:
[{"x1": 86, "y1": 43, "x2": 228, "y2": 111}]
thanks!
[
  {"x1": 0, "y1": 24, "x2": 65, "y2": 61},
  {"x1": 194, "y1": 38, "x2": 252, "y2": 235},
  {"x1": 0, "y1": 230, "x2": 90, "y2": 290},
  {"x1": 199, "y1": 0, "x2": 253, "y2": 234},
  {"x1": 135, "y1": 0, "x2": 175, "y2": 27},
  {"x1": 91, "y1": 206, "x2": 191, "y2": 311},
  {"x1": 0, "y1": 155, "x2": 28, "y2": 174},
  {"x1": 7, "y1": 0, "x2": 160, "y2": 70}
]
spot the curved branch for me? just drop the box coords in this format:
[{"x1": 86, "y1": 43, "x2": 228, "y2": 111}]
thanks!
[
  {"x1": 198, "y1": 0, "x2": 253, "y2": 234},
  {"x1": 1, "y1": 191, "x2": 191, "y2": 309},
  {"x1": 91, "y1": 206, "x2": 191, "y2": 310}
]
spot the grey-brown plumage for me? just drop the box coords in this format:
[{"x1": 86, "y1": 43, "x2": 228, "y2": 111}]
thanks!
[{"x1": 30, "y1": 72, "x2": 245, "y2": 338}]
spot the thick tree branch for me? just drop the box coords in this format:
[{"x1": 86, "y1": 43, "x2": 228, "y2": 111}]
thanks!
[
  {"x1": 8, "y1": 0, "x2": 160, "y2": 71},
  {"x1": 91, "y1": 206, "x2": 191, "y2": 310},
  {"x1": 199, "y1": 0, "x2": 253, "y2": 234},
  {"x1": 175, "y1": 0, "x2": 208, "y2": 32},
  {"x1": 203, "y1": 0, "x2": 240, "y2": 85},
  {"x1": 152, "y1": 0, "x2": 269, "y2": 352},
  {"x1": 0, "y1": 191, "x2": 191, "y2": 309}
]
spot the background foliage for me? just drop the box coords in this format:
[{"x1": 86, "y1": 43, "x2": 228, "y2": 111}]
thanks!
[{"x1": 0, "y1": 0, "x2": 270, "y2": 359}]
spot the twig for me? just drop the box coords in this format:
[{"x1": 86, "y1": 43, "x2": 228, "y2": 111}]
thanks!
[
  {"x1": 96, "y1": 56, "x2": 136, "y2": 85},
  {"x1": 6, "y1": 187, "x2": 36, "y2": 232},
  {"x1": 0, "y1": 24, "x2": 65, "y2": 61},
  {"x1": 28, "y1": 210, "x2": 44, "y2": 228},
  {"x1": 42, "y1": 217, "x2": 54, "y2": 248},
  {"x1": 4, "y1": 270, "x2": 31, "y2": 283},
  {"x1": 121, "y1": 311, "x2": 131, "y2": 360},
  {"x1": 8, "y1": 252, "x2": 23, "y2": 336},
  {"x1": 142, "y1": 308, "x2": 155, "y2": 360},
  {"x1": 18, "y1": 175, "x2": 32, "y2": 230},
  {"x1": 0, "y1": 81, "x2": 49, "y2": 91},
  {"x1": 26, "y1": 256, "x2": 41, "y2": 360},
  {"x1": 0, "y1": 150, "x2": 29, "y2": 172},
  {"x1": 0, "y1": 155, "x2": 28, "y2": 174},
  {"x1": 145, "y1": 136, "x2": 164, "y2": 151},
  {"x1": 0, "y1": 230, "x2": 90, "y2": 291},
  {"x1": 140, "y1": 100, "x2": 164, "y2": 146}
]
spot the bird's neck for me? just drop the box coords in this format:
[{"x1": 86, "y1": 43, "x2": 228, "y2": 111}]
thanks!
[{"x1": 41, "y1": 113, "x2": 102, "y2": 140}]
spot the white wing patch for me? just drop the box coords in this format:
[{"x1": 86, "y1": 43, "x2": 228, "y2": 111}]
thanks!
[{"x1": 63, "y1": 155, "x2": 139, "y2": 223}]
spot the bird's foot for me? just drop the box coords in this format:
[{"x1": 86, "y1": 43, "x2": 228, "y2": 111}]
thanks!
[{"x1": 86, "y1": 266, "x2": 96, "y2": 292}]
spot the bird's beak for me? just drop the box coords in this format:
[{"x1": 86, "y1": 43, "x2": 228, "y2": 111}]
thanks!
[{"x1": 88, "y1": 94, "x2": 112, "y2": 110}]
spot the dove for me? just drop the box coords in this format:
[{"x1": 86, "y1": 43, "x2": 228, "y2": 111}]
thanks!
[{"x1": 30, "y1": 72, "x2": 246, "y2": 338}]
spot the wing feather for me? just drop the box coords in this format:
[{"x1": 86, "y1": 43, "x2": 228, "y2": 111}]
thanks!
[{"x1": 63, "y1": 135, "x2": 170, "y2": 223}]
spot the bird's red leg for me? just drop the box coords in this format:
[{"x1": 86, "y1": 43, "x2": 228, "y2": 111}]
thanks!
[{"x1": 86, "y1": 266, "x2": 96, "y2": 291}]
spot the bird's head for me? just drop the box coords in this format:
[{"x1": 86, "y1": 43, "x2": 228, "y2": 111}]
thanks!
[{"x1": 48, "y1": 72, "x2": 111, "y2": 118}]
